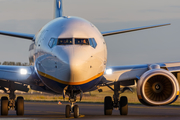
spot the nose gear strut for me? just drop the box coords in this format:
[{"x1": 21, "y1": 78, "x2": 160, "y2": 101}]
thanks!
[{"x1": 65, "y1": 89, "x2": 81, "y2": 118}]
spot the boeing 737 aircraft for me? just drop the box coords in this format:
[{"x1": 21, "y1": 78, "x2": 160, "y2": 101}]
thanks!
[{"x1": 0, "y1": 0, "x2": 178, "y2": 118}]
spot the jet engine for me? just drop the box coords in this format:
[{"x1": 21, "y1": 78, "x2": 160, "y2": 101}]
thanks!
[{"x1": 137, "y1": 65, "x2": 179, "y2": 106}]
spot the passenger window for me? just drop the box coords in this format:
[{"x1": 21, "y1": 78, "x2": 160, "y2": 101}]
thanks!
[
  {"x1": 57, "y1": 38, "x2": 73, "y2": 45},
  {"x1": 48, "y1": 38, "x2": 55, "y2": 48},
  {"x1": 89, "y1": 38, "x2": 97, "y2": 48},
  {"x1": 75, "y1": 39, "x2": 89, "y2": 45}
]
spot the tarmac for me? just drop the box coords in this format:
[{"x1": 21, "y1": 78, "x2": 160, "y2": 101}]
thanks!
[{"x1": 0, "y1": 101, "x2": 180, "y2": 120}]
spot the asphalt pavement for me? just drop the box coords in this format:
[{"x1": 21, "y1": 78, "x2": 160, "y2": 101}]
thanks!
[{"x1": 0, "y1": 101, "x2": 180, "y2": 120}]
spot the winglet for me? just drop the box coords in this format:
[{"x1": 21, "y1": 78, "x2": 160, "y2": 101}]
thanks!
[{"x1": 55, "y1": 0, "x2": 63, "y2": 18}]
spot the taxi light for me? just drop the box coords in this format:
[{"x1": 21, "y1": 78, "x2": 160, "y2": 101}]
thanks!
[
  {"x1": 106, "y1": 69, "x2": 112, "y2": 75},
  {"x1": 20, "y1": 69, "x2": 27, "y2": 75}
]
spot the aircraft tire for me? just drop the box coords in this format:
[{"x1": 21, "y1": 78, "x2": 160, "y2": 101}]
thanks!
[
  {"x1": 65, "y1": 105, "x2": 71, "y2": 118},
  {"x1": 104, "y1": 96, "x2": 113, "y2": 115},
  {"x1": 73, "y1": 105, "x2": 79, "y2": 118},
  {"x1": 16, "y1": 96, "x2": 24, "y2": 115},
  {"x1": 1, "y1": 96, "x2": 8, "y2": 116},
  {"x1": 119, "y1": 96, "x2": 128, "y2": 115}
]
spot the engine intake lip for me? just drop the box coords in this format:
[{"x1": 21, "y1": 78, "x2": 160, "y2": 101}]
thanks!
[{"x1": 141, "y1": 70, "x2": 177, "y2": 105}]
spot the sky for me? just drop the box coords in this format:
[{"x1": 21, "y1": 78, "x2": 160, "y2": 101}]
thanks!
[{"x1": 0, "y1": 0, "x2": 180, "y2": 66}]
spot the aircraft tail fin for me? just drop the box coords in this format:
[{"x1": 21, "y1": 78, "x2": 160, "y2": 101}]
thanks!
[{"x1": 54, "y1": 0, "x2": 63, "y2": 18}]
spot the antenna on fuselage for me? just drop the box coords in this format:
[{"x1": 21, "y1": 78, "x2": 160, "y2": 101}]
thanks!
[{"x1": 54, "y1": 0, "x2": 63, "y2": 18}]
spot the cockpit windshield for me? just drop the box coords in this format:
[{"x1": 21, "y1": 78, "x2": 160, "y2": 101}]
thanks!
[
  {"x1": 49, "y1": 38, "x2": 97, "y2": 48},
  {"x1": 57, "y1": 38, "x2": 73, "y2": 45},
  {"x1": 75, "y1": 39, "x2": 89, "y2": 45}
]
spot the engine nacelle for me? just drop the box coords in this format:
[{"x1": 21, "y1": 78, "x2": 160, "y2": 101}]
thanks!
[{"x1": 137, "y1": 67, "x2": 179, "y2": 106}]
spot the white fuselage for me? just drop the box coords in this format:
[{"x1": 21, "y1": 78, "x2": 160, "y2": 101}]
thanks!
[{"x1": 29, "y1": 16, "x2": 107, "y2": 93}]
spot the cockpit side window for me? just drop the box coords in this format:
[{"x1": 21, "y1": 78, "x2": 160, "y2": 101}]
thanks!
[
  {"x1": 57, "y1": 38, "x2": 73, "y2": 45},
  {"x1": 75, "y1": 39, "x2": 89, "y2": 45},
  {"x1": 89, "y1": 38, "x2": 97, "y2": 48},
  {"x1": 89, "y1": 38, "x2": 94, "y2": 47},
  {"x1": 92, "y1": 38, "x2": 97, "y2": 48},
  {"x1": 29, "y1": 43, "x2": 34, "y2": 51},
  {"x1": 48, "y1": 38, "x2": 55, "y2": 48}
]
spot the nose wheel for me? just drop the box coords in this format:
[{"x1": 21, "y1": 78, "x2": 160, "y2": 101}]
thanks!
[
  {"x1": 65, "y1": 105, "x2": 71, "y2": 118},
  {"x1": 65, "y1": 103, "x2": 79, "y2": 118},
  {"x1": 73, "y1": 105, "x2": 79, "y2": 118}
]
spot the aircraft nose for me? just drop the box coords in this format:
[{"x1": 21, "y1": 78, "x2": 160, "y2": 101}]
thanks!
[{"x1": 53, "y1": 46, "x2": 91, "y2": 84}]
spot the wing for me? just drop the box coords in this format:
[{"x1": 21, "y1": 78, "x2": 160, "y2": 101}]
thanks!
[
  {"x1": 0, "y1": 65, "x2": 58, "y2": 93},
  {"x1": 103, "y1": 61, "x2": 180, "y2": 85},
  {"x1": 0, "y1": 65, "x2": 36, "y2": 93},
  {"x1": 0, "y1": 30, "x2": 35, "y2": 40},
  {"x1": 0, "y1": 65, "x2": 33, "y2": 82},
  {"x1": 101, "y1": 23, "x2": 170, "y2": 36}
]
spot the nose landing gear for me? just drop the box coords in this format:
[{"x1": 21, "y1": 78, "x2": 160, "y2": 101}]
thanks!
[{"x1": 65, "y1": 89, "x2": 81, "y2": 118}]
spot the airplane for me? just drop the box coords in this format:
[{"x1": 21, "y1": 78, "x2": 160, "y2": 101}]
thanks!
[{"x1": 0, "y1": 0, "x2": 178, "y2": 118}]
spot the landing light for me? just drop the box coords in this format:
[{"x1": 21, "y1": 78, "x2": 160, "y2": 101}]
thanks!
[
  {"x1": 106, "y1": 69, "x2": 112, "y2": 75},
  {"x1": 20, "y1": 69, "x2": 27, "y2": 75}
]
